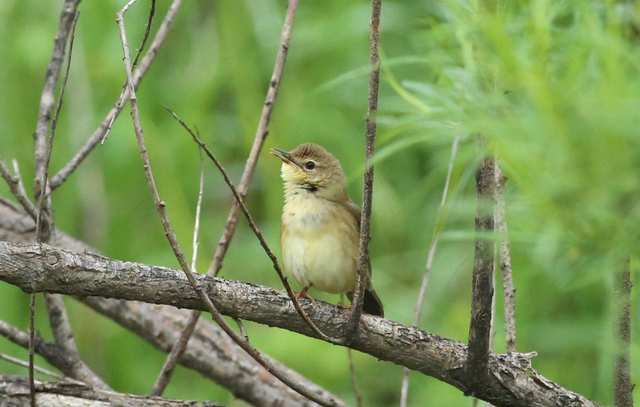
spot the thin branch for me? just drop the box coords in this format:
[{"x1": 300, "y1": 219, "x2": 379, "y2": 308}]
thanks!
[
  {"x1": 465, "y1": 145, "x2": 497, "y2": 393},
  {"x1": 117, "y1": 7, "x2": 341, "y2": 404},
  {"x1": 164, "y1": 107, "x2": 338, "y2": 344},
  {"x1": 234, "y1": 318, "x2": 250, "y2": 343},
  {"x1": 150, "y1": 150, "x2": 204, "y2": 396},
  {"x1": 48, "y1": 0, "x2": 182, "y2": 190},
  {"x1": 44, "y1": 294, "x2": 110, "y2": 389},
  {"x1": 0, "y1": 241, "x2": 603, "y2": 407},
  {"x1": 33, "y1": 0, "x2": 81, "y2": 200},
  {"x1": 0, "y1": 195, "x2": 24, "y2": 213},
  {"x1": 102, "y1": 0, "x2": 157, "y2": 144},
  {"x1": 400, "y1": 135, "x2": 459, "y2": 407},
  {"x1": 28, "y1": 9, "x2": 107, "y2": 391},
  {"x1": 35, "y1": 9, "x2": 79, "y2": 242},
  {"x1": 347, "y1": 349, "x2": 364, "y2": 407},
  {"x1": 347, "y1": 0, "x2": 382, "y2": 341},
  {"x1": 0, "y1": 158, "x2": 37, "y2": 220},
  {"x1": 495, "y1": 163, "x2": 516, "y2": 353},
  {"x1": 614, "y1": 258, "x2": 634, "y2": 407},
  {"x1": 0, "y1": 352, "x2": 82, "y2": 384},
  {"x1": 191, "y1": 151, "x2": 204, "y2": 272},
  {"x1": 0, "y1": 204, "x2": 343, "y2": 407},
  {"x1": 131, "y1": 0, "x2": 156, "y2": 71},
  {"x1": 28, "y1": 293, "x2": 36, "y2": 407},
  {"x1": 206, "y1": 0, "x2": 299, "y2": 277},
  {"x1": 159, "y1": 0, "x2": 301, "y2": 395}
]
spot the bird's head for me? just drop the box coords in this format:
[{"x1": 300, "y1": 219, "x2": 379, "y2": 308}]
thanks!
[{"x1": 270, "y1": 143, "x2": 346, "y2": 198}]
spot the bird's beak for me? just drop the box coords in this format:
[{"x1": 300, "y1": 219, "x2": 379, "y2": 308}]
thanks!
[{"x1": 270, "y1": 148, "x2": 302, "y2": 168}]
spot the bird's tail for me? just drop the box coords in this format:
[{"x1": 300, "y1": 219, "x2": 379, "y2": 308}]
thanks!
[
  {"x1": 347, "y1": 289, "x2": 384, "y2": 317},
  {"x1": 363, "y1": 288, "x2": 384, "y2": 317}
]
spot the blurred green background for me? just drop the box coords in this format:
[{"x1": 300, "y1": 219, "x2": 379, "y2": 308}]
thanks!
[{"x1": 1, "y1": 0, "x2": 639, "y2": 405}]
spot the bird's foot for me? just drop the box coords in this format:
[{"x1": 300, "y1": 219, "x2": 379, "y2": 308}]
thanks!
[{"x1": 294, "y1": 285, "x2": 315, "y2": 303}]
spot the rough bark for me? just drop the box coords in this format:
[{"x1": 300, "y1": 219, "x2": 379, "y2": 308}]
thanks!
[
  {"x1": 614, "y1": 259, "x2": 634, "y2": 407},
  {"x1": 0, "y1": 374, "x2": 223, "y2": 407},
  {"x1": 466, "y1": 155, "x2": 497, "y2": 391},
  {"x1": 0, "y1": 241, "x2": 602, "y2": 407},
  {"x1": 0, "y1": 205, "x2": 340, "y2": 407}
]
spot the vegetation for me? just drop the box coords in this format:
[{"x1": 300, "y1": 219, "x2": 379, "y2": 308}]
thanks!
[{"x1": 0, "y1": 0, "x2": 638, "y2": 405}]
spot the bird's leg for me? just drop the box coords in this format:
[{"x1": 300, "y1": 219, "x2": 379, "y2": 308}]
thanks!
[
  {"x1": 337, "y1": 293, "x2": 351, "y2": 309},
  {"x1": 295, "y1": 284, "x2": 315, "y2": 303}
]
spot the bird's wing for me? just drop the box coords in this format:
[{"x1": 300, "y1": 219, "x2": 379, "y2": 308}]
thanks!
[
  {"x1": 341, "y1": 199, "x2": 376, "y2": 279},
  {"x1": 343, "y1": 199, "x2": 362, "y2": 229}
]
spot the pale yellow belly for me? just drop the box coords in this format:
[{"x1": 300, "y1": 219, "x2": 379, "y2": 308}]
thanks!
[{"x1": 281, "y1": 198, "x2": 359, "y2": 294}]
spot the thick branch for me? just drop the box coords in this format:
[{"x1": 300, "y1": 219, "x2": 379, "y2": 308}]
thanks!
[
  {"x1": 0, "y1": 241, "x2": 602, "y2": 407},
  {"x1": 0, "y1": 374, "x2": 223, "y2": 407},
  {"x1": 0, "y1": 204, "x2": 338, "y2": 407}
]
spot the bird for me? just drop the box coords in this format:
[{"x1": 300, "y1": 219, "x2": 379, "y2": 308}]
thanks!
[{"x1": 270, "y1": 143, "x2": 384, "y2": 317}]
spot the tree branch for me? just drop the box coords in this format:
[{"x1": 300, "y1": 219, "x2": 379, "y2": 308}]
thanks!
[
  {"x1": 494, "y1": 162, "x2": 517, "y2": 353},
  {"x1": 0, "y1": 241, "x2": 602, "y2": 407},
  {"x1": 348, "y1": 0, "x2": 382, "y2": 341},
  {"x1": 400, "y1": 135, "x2": 460, "y2": 407},
  {"x1": 0, "y1": 159, "x2": 37, "y2": 220},
  {"x1": 160, "y1": 0, "x2": 302, "y2": 385},
  {"x1": 118, "y1": 3, "x2": 339, "y2": 402},
  {"x1": 0, "y1": 374, "x2": 224, "y2": 407},
  {"x1": 48, "y1": 0, "x2": 182, "y2": 190},
  {"x1": 465, "y1": 148, "x2": 497, "y2": 392},
  {"x1": 33, "y1": 0, "x2": 81, "y2": 199},
  {"x1": 614, "y1": 258, "x2": 634, "y2": 407},
  {"x1": 0, "y1": 204, "x2": 339, "y2": 407}
]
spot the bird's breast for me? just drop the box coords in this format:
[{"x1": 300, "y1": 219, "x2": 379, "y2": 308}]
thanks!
[{"x1": 280, "y1": 193, "x2": 359, "y2": 294}]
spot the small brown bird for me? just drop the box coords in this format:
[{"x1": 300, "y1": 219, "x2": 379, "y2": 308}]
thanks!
[{"x1": 271, "y1": 143, "x2": 384, "y2": 317}]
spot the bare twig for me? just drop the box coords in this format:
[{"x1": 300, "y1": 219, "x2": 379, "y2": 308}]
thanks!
[
  {"x1": 157, "y1": 0, "x2": 302, "y2": 394},
  {"x1": 347, "y1": 0, "x2": 382, "y2": 342},
  {"x1": 131, "y1": 0, "x2": 156, "y2": 71},
  {"x1": 28, "y1": 294, "x2": 36, "y2": 407},
  {"x1": 234, "y1": 318, "x2": 250, "y2": 342},
  {"x1": 400, "y1": 135, "x2": 459, "y2": 407},
  {"x1": 28, "y1": 9, "x2": 108, "y2": 392},
  {"x1": 495, "y1": 163, "x2": 516, "y2": 353},
  {"x1": 0, "y1": 158, "x2": 37, "y2": 219},
  {"x1": 165, "y1": 107, "x2": 338, "y2": 344},
  {"x1": 118, "y1": 6, "x2": 340, "y2": 404},
  {"x1": 49, "y1": 0, "x2": 182, "y2": 189},
  {"x1": 150, "y1": 150, "x2": 204, "y2": 396},
  {"x1": 191, "y1": 151, "x2": 204, "y2": 271},
  {"x1": 206, "y1": 0, "x2": 299, "y2": 277},
  {"x1": 33, "y1": 0, "x2": 81, "y2": 200},
  {"x1": 0, "y1": 195, "x2": 23, "y2": 213},
  {"x1": 465, "y1": 145, "x2": 497, "y2": 393},
  {"x1": 348, "y1": 349, "x2": 364, "y2": 407},
  {"x1": 614, "y1": 258, "x2": 633, "y2": 407},
  {"x1": 102, "y1": 0, "x2": 157, "y2": 144},
  {"x1": 0, "y1": 320, "x2": 98, "y2": 386},
  {"x1": 35, "y1": 10, "x2": 79, "y2": 242},
  {"x1": 0, "y1": 353, "x2": 83, "y2": 384}
]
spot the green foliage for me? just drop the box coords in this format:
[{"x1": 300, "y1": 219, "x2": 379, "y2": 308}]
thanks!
[{"x1": 0, "y1": 0, "x2": 638, "y2": 406}]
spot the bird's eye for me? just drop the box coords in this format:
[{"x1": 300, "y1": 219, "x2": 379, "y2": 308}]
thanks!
[{"x1": 305, "y1": 161, "x2": 316, "y2": 170}]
